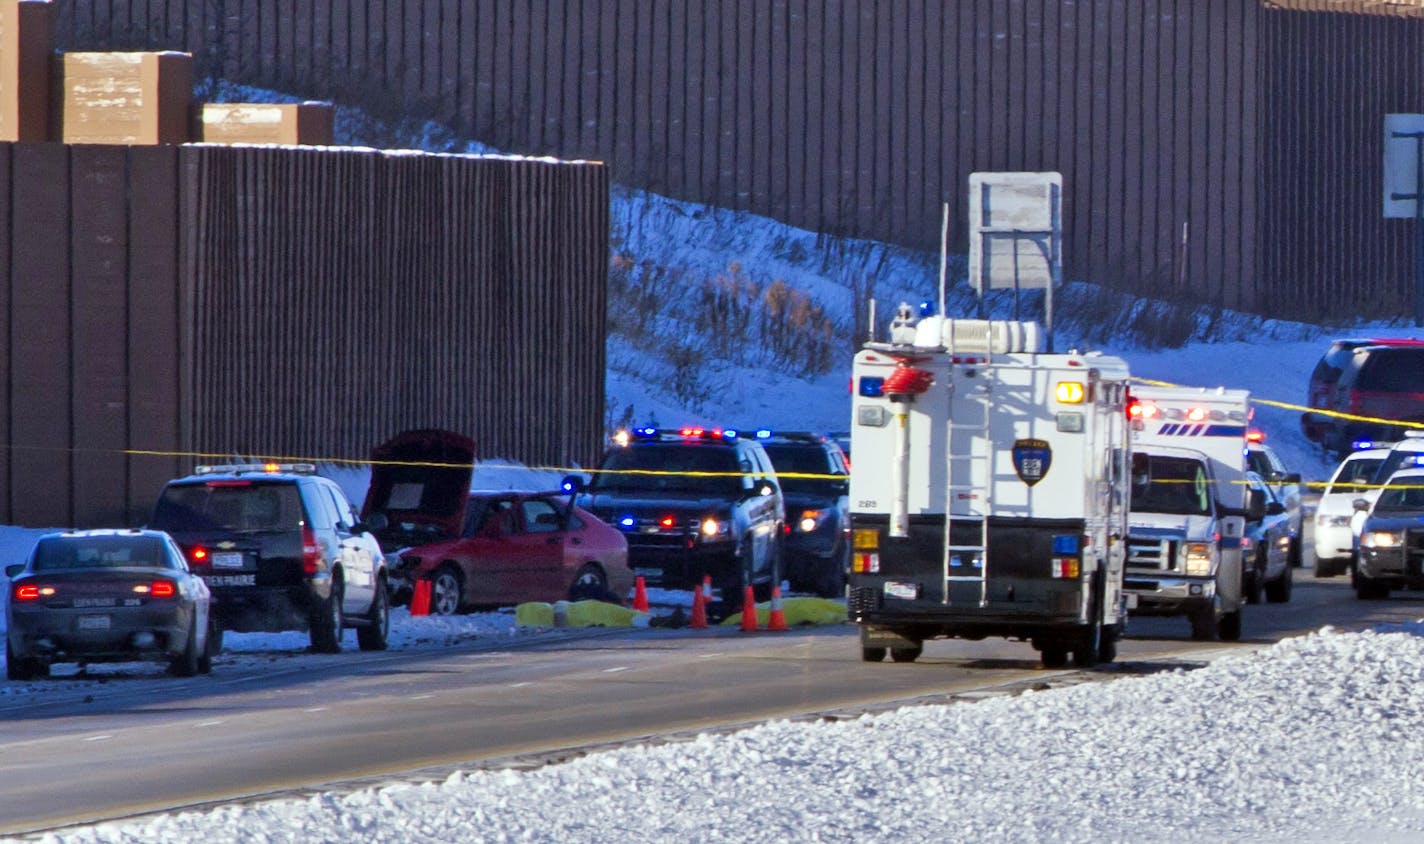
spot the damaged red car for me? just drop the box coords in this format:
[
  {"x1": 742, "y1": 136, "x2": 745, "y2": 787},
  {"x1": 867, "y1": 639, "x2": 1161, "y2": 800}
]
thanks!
[{"x1": 361, "y1": 430, "x2": 632, "y2": 614}]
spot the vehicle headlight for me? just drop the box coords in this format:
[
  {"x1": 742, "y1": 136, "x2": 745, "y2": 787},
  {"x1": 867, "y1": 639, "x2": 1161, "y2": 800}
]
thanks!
[
  {"x1": 798, "y1": 509, "x2": 826, "y2": 533},
  {"x1": 1362, "y1": 530, "x2": 1403, "y2": 549},
  {"x1": 1183, "y1": 542, "x2": 1214, "y2": 576},
  {"x1": 699, "y1": 517, "x2": 732, "y2": 540},
  {"x1": 1317, "y1": 514, "x2": 1353, "y2": 528}
]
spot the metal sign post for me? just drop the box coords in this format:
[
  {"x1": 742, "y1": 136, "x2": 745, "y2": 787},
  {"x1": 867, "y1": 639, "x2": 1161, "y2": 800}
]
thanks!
[
  {"x1": 967, "y1": 172, "x2": 1063, "y2": 349},
  {"x1": 1383, "y1": 114, "x2": 1424, "y2": 327}
]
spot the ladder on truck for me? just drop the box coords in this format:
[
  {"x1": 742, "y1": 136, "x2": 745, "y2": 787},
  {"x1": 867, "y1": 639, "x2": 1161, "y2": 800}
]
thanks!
[{"x1": 942, "y1": 320, "x2": 997, "y2": 608}]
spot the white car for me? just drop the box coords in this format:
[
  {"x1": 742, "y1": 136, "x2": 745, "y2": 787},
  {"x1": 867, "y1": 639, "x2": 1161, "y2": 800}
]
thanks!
[{"x1": 1314, "y1": 447, "x2": 1390, "y2": 577}]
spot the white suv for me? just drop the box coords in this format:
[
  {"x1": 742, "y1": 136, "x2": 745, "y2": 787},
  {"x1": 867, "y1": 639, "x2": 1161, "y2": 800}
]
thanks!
[{"x1": 1313, "y1": 446, "x2": 1390, "y2": 577}]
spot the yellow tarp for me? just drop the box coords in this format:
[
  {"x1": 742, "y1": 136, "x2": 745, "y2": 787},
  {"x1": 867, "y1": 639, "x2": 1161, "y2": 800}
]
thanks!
[
  {"x1": 515, "y1": 600, "x2": 649, "y2": 628},
  {"x1": 720, "y1": 597, "x2": 848, "y2": 627}
]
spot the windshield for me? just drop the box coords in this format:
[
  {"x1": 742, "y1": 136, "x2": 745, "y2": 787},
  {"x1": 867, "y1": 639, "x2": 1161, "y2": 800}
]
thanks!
[
  {"x1": 150, "y1": 482, "x2": 304, "y2": 532},
  {"x1": 1374, "y1": 480, "x2": 1424, "y2": 512},
  {"x1": 591, "y1": 443, "x2": 741, "y2": 496},
  {"x1": 1326, "y1": 457, "x2": 1384, "y2": 496},
  {"x1": 1132, "y1": 455, "x2": 1212, "y2": 516},
  {"x1": 762, "y1": 443, "x2": 843, "y2": 495},
  {"x1": 31, "y1": 535, "x2": 172, "y2": 571}
]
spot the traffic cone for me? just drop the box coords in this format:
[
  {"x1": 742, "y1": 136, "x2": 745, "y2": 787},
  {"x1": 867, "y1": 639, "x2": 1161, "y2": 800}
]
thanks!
[
  {"x1": 740, "y1": 585, "x2": 760, "y2": 632},
  {"x1": 632, "y1": 576, "x2": 650, "y2": 612},
  {"x1": 766, "y1": 584, "x2": 788, "y2": 632},
  {"x1": 409, "y1": 578, "x2": 431, "y2": 617},
  {"x1": 689, "y1": 582, "x2": 708, "y2": 629}
]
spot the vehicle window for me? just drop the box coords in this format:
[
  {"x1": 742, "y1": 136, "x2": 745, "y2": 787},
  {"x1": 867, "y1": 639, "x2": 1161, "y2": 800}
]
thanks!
[
  {"x1": 1372, "y1": 448, "x2": 1424, "y2": 485},
  {"x1": 1327, "y1": 457, "x2": 1384, "y2": 495},
  {"x1": 763, "y1": 443, "x2": 839, "y2": 495},
  {"x1": 1374, "y1": 480, "x2": 1424, "y2": 511},
  {"x1": 31, "y1": 536, "x2": 170, "y2": 571},
  {"x1": 1356, "y1": 349, "x2": 1424, "y2": 392},
  {"x1": 591, "y1": 444, "x2": 741, "y2": 496},
  {"x1": 523, "y1": 499, "x2": 563, "y2": 532},
  {"x1": 151, "y1": 482, "x2": 304, "y2": 532},
  {"x1": 323, "y1": 485, "x2": 356, "y2": 530},
  {"x1": 299, "y1": 483, "x2": 341, "y2": 530},
  {"x1": 1132, "y1": 456, "x2": 1212, "y2": 516}
]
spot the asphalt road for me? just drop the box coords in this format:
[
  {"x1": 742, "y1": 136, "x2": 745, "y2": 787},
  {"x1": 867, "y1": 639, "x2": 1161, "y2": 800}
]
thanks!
[{"x1": 1, "y1": 558, "x2": 1419, "y2": 836}]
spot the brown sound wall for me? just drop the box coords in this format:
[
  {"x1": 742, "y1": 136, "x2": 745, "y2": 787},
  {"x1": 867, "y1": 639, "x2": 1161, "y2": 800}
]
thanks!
[
  {"x1": 0, "y1": 141, "x2": 608, "y2": 528},
  {"x1": 54, "y1": 0, "x2": 1424, "y2": 321}
]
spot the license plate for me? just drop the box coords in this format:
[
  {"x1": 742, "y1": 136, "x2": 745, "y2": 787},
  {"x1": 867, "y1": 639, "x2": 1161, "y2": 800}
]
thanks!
[
  {"x1": 73, "y1": 597, "x2": 116, "y2": 608},
  {"x1": 77, "y1": 615, "x2": 111, "y2": 631},
  {"x1": 204, "y1": 574, "x2": 256, "y2": 586},
  {"x1": 212, "y1": 552, "x2": 244, "y2": 569},
  {"x1": 884, "y1": 581, "x2": 919, "y2": 600}
]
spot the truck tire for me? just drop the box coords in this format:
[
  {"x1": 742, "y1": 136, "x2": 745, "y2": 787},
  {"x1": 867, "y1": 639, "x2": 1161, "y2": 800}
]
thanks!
[
  {"x1": 310, "y1": 578, "x2": 344, "y2": 654},
  {"x1": 1244, "y1": 551, "x2": 1265, "y2": 605},
  {"x1": 1097, "y1": 632, "x2": 1118, "y2": 665},
  {"x1": 889, "y1": 646, "x2": 922, "y2": 663},
  {"x1": 356, "y1": 579, "x2": 390, "y2": 651},
  {"x1": 1039, "y1": 645, "x2": 1069, "y2": 669},
  {"x1": 1218, "y1": 610, "x2": 1242, "y2": 642},
  {"x1": 1189, "y1": 607, "x2": 1216, "y2": 641},
  {"x1": 861, "y1": 646, "x2": 887, "y2": 663}
]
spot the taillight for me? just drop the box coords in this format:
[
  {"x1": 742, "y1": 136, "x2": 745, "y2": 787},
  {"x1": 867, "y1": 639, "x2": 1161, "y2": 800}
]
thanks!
[
  {"x1": 140, "y1": 581, "x2": 178, "y2": 599},
  {"x1": 13, "y1": 583, "x2": 49, "y2": 601},
  {"x1": 190, "y1": 546, "x2": 208, "y2": 565},
  {"x1": 302, "y1": 526, "x2": 322, "y2": 575}
]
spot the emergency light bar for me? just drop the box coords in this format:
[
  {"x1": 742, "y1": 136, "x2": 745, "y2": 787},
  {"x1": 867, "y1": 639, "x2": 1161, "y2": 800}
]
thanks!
[
  {"x1": 194, "y1": 463, "x2": 317, "y2": 476},
  {"x1": 613, "y1": 427, "x2": 742, "y2": 444}
]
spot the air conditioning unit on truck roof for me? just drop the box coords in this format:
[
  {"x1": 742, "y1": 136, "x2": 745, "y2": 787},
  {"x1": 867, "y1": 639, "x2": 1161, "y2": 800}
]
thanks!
[
  {"x1": 1123, "y1": 386, "x2": 1252, "y2": 642},
  {"x1": 846, "y1": 307, "x2": 1134, "y2": 669}
]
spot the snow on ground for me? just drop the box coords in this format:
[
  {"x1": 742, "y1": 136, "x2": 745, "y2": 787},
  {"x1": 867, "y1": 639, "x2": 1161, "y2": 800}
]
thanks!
[{"x1": 24, "y1": 625, "x2": 1424, "y2": 843}]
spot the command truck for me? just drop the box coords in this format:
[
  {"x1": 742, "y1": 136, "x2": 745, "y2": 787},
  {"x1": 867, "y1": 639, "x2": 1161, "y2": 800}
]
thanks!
[{"x1": 846, "y1": 308, "x2": 1133, "y2": 668}]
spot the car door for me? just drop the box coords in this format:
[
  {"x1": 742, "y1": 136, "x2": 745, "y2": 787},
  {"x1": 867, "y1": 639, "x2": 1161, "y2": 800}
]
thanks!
[
  {"x1": 320, "y1": 482, "x2": 376, "y2": 613},
  {"x1": 460, "y1": 496, "x2": 564, "y2": 604}
]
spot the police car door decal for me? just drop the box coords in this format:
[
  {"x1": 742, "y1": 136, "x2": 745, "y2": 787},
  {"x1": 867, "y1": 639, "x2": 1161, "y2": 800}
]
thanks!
[{"x1": 1012, "y1": 438, "x2": 1052, "y2": 486}]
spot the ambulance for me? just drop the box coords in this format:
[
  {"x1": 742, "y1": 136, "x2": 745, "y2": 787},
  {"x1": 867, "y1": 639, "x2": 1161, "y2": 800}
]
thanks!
[
  {"x1": 1124, "y1": 386, "x2": 1252, "y2": 641},
  {"x1": 846, "y1": 307, "x2": 1133, "y2": 668}
]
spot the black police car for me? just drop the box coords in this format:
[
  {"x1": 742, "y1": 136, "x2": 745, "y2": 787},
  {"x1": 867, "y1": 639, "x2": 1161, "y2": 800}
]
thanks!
[
  {"x1": 147, "y1": 463, "x2": 391, "y2": 653},
  {"x1": 755, "y1": 431, "x2": 851, "y2": 597},
  {"x1": 571, "y1": 427, "x2": 785, "y2": 605}
]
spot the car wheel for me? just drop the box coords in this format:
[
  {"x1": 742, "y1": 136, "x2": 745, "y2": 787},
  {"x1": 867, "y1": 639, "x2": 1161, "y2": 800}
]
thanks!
[
  {"x1": 1313, "y1": 557, "x2": 1338, "y2": 578},
  {"x1": 1244, "y1": 552, "x2": 1264, "y2": 605},
  {"x1": 198, "y1": 616, "x2": 220, "y2": 675},
  {"x1": 1265, "y1": 561, "x2": 1293, "y2": 603},
  {"x1": 1288, "y1": 535, "x2": 1303, "y2": 569},
  {"x1": 170, "y1": 624, "x2": 201, "y2": 677},
  {"x1": 1218, "y1": 610, "x2": 1242, "y2": 642},
  {"x1": 1039, "y1": 645, "x2": 1069, "y2": 669},
  {"x1": 430, "y1": 566, "x2": 463, "y2": 616},
  {"x1": 1355, "y1": 576, "x2": 1390, "y2": 600},
  {"x1": 890, "y1": 646, "x2": 922, "y2": 663},
  {"x1": 1097, "y1": 631, "x2": 1119, "y2": 665},
  {"x1": 861, "y1": 646, "x2": 887, "y2": 663},
  {"x1": 568, "y1": 564, "x2": 610, "y2": 603},
  {"x1": 310, "y1": 578, "x2": 344, "y2": 653},
  {"x1": 357, "y1": 579, "x2": 390, "y2": 651},
  {"x1": 6, "y1": 640, "x2": 43, "y2": 681}
]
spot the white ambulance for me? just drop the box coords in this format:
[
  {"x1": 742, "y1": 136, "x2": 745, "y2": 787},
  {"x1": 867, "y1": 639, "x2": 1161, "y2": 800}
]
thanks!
[
  {"x1": 846, "y1": 309, "x2": 1133, "y2": 668},
  {"x1": 1124, "y1": 386, "x2": 1254, "y2": 641}
]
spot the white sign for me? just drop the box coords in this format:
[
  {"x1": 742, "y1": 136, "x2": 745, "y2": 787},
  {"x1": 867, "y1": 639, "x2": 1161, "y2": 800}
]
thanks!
[
  {"x1": 968, "y1": 172, "x2": 1062, "y2": 292},
  {"x1": 1384, "y1": 114, "x2": 1424, "y2": 219}
]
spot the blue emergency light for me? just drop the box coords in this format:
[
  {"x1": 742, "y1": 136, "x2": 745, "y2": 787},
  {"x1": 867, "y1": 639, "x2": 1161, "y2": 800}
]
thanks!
[
  {"x1": 1052, "y1": 535, "x2": 1080, "y2": 555},
  {"x1": 859, "y1": 377, "x2": 885, "y2": 398}
]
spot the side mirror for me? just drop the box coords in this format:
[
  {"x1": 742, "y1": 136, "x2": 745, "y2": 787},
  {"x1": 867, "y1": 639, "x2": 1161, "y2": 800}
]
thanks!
[
  {"x1": 561, "y1": 474, "x2": 586, "y2": 495},
  {"x1": 4, "y1": 563, "x2": 23, "y2": 578},
  {"x1": 356, "y1": 512, "x2": 389, "y2": 534},
  {"x1": 1130, "y1": 453, "x2": 1151, "y2": 490},
  {"x1": 1266, "y1": 501, "x2": 1286, "y2": 516},
  {"x1": 1246, "y1": 489, "x2": 1266, "y2": 521},
  {"x1": 1283, "y1": 472, "x2": 1302, "y2": 485},
  {"x1": 1353, "y1": 497, "x2": 1371, "y2": 511}
]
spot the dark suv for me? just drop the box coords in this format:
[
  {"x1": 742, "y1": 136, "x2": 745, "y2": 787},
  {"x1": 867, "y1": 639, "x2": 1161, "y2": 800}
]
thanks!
[
  {"x1": 148, "y1": 463, "x2": 390, "y2": 653},
  {"x1": 755, "y1": 431, "x2": 850, "y2": 597},
  {"x1": 1303, "y1": 339, "x2": 1424, "y2": 456},
  {"x1": 573, "y1": 427, "x2": 784, "y2": 606}
]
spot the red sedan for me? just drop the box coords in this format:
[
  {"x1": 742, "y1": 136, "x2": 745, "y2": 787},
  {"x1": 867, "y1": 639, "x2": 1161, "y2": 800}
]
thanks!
[{"x1": 388, "y1": 490, "x2": 633, "y2": 614}]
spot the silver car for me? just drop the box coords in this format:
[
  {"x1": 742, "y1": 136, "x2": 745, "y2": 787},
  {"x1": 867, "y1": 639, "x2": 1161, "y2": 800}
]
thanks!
[{"x1": 6, "y1": 529, "x2": 215, "y2": 680}]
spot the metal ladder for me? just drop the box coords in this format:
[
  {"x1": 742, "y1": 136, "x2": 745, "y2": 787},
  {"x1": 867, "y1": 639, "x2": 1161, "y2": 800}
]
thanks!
[{"x1": 943, "y1": 323, "x2": 995, "y2": 608}]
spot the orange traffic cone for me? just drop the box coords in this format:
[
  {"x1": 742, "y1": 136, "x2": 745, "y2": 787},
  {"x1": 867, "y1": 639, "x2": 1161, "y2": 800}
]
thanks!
[
  {"x1": 632, "y1": 576, "x2": 650, "y2": 612},
  {"x1": 689, "y1": 583, "x2": 708, "y2": 629},
  {"x1": 409, "y1": 578, "x2": 432, "y2": 617},
  {"x1": 740, "y1": 585, "x2": 760, "y2": 632},
  {"x1": 766, "y1": 585, "x2": 788, "y2": 632}
]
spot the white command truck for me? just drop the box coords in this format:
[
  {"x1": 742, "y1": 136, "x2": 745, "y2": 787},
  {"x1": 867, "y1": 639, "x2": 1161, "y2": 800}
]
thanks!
[
  {"x1": 1124, "y1": 386, "x2": 1252, "y2": 641},
  {"x1": 846, "y1": 312, "x2": 1133, "y2": 668}
]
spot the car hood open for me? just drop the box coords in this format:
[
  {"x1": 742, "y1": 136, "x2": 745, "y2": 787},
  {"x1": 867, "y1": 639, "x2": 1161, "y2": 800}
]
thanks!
[{"x1": 361, "y1": 429, "x2": 477, "y2": 547}]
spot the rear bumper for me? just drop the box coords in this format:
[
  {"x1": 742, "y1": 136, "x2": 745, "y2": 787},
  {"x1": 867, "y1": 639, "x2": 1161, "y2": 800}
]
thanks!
[
  {"x1": 7, "y1": 607, "x2": 193, "y2": 662},
  {"x1": 208, "y1": 585, "x2": 318, "y2": 632}
]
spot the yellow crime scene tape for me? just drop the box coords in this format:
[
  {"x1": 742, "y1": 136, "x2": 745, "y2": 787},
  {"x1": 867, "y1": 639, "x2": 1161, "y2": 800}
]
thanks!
[{"x1": 93, "y1": 379, "x2": 1419, "y2": 491}]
